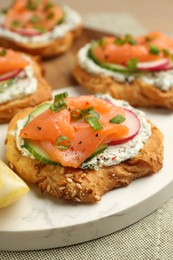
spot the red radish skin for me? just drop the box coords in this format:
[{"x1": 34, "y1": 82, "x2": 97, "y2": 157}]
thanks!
[
  {"x1": 108, "y1": 108, "x2": 141, "y2": 145},
  {"x1": 12, "y1": 28, "x2": 42, "y2": 36},
  {"x1": 137, "y1": 58, "x2": 170, "y2": 71},
  {"x1": 0, "y1": 69, "x2": 21, "y2": 82}
]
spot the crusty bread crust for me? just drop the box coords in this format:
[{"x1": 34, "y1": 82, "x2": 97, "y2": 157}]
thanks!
[
  {"x1": 0, "y1": 57, "x2": 52, "y2": 123},
  {"x1": 6, "y1": 107, "x2": 163, "y2": 203},
  {"x1": 73, "y1": 64, "x2": 173, "y2": 110},
  {"x1": 0, "y1": 25, "x2": 82, "y2": 58}
]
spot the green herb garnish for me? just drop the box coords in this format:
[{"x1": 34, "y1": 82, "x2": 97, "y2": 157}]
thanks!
[
  {"x1": 0, "y1": 49, "x2": 7, "y2": 56},
  {"x1": 26, "y1": 0, "x2": 38, "y2": 11},
  {"x1": 127, "y1": 58, "x2": 138, "y2": 71},
  {"x1": 46, "y1": 12, "x2": 55, "y2": 20},
  {"x1": 71, "y1": 106, "x2": 94, "y2": 120},
  {"x1": 1, "y1": 8, "x2": 7, "y2": 14},
  {"x1": 56, "y1": 135, "x2": 71, "y2": 150},
  {"x1": 149, "y1": 45, "x2": 160, "y2": 55},
  {"x1": 45, "y1": 2, "x2": 54, "y2": 10},
  {"x1": 114, "y1": 34, "x2": 137, "y2": 46},
  {"x1": 49, "y1": 92, "x2": 68, "y2": 112},
  {"x1": 114, "y1": 37, "x2": 125, "y2": 46},
  {"x1": 124, "y1": 34, "x2": 137, "y2": 45},
  {"x1": 11, "y1": 20, "x2": 21, "y2": 28},
  {"x1": 109, "y1": 114, "x2": 125, "y2": 124},
  {"x1": 34, "y1": 25, "x2": 47, "y2": 33},
  {"x1": 30, "y1": 15, "x2": 40, "y2": 23},
  {"x1": 85, "y1": 116, "x2": 103, "y2": 130},
  {"x1": 162, "y1": 49, "x2": 170, "y2": 56}
]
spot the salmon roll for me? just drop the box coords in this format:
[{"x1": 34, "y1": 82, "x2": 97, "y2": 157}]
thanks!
[
  {"x1": 6, "y1": 91, "x2": 163, "y2": 203},
  {"x1": 73, "y1": 32, "x2": 173, "y2": 110},
  {"x1": 0, "y1": 0, "x2": 82, "y2": 58}
]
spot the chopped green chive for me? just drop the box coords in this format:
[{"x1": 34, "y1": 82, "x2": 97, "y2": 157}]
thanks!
[
  {"x1": 56, "y1": 135, "x2": 71, "y2": 150},
  {"x1": 49, "y1": 92, "x2": 68, "y2": 113},
  {"x1": 114, "y1": 35, "x2": 137, "y2": 46},
  {"x1": 1, "y1": 8, "x2": 7, "y2": 14},
  {"x1": 34, "y1": 25, "x2": 47, "y2": 33},
  {"x1": 124, "y1": 34, "x2": 137, "y2": 45},
  {"x1": 46, "y1": 12, "x2": 55, "y2": 20},
  {"x1": 71, "y1": 106, "x2": 95, "y2": 120},
  {"x1": 80, "y1": 107, "x2": 94, "y2": 117},
  {"x1": 11, "y1": 20, "x2": 21, "y2": 28},
  {"x1": 114, "y1": 37, "x2": 125, "y2": 46},
  {"x1": 85, "y1": 116, "x2": 103, "y2": 130},
  {"x1": 88, "y1": 109, "x2": 100, "y2": 120},
  {"x1": 71, "y1": 109, "x2": 82, "y2": 120},
  {"x1": 162, "y1": 49, "x2": 170, "y2": 56},
  {"x1": 109, "y1": 114, "x2": 126, "y2": 124},
  {"x1": 127, "y1": 58, "x2": 138, "y2": 71},
  {"x1": 0, "y1": 49, "x2": 7, "y2": 56},
  {"x1": 30, "y1": 15, "x2": 40, "y2": 23},
  {"x1": 27, "y1": 0, "x2": 38, "y2": 11},
  {"x1": 149, "y1": 45, "x2": 160, "y2": 55},
  {"x1": 98, "y1": 38, "x2": 107, "y2": 47},
  {"x1": 45, "y1": 2, "x2": 54, "y2": 10}
]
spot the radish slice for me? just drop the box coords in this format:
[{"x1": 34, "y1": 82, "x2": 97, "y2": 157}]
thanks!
[
  {"x1": 12, "y1": 28, "x2": 42, "y2": 36},
  {"x1": 0, "y1": 69, "x2": 21, "y2": 82},
  {"x1": 108, "y1": 108, "x2": 141, "y2": 145},
  {"x1": 163, "y1": 63, "x2": 173, "y2": 71},
  {"x1": 137, "y1": 58, "x2": 170, "y2": 71}
]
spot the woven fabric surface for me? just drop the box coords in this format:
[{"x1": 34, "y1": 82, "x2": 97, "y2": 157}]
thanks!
[{"x1": 1, "y1": 12, "x2": 173, "y2": 260}]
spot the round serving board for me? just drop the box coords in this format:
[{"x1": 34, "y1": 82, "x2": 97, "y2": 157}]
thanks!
[{"x1": 0, "y1": 86, "x2": 173, "y2": 251}]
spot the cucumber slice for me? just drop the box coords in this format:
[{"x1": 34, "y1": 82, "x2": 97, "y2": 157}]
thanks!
[
  {"x1": 88, "y1": 40, "x2": 141, "y2": 74},
  {"x1": 0, "y1": 78, "x2": 15, "y2": 92},
  {"x1": 24, "y1": 139, "x2": 59, "y2": 165},
  {"x1": 83, "y1": 145, "x2": 107, "y2": 164},
  {"x1": 27, "y1": 102, "x2": 51, "y2": 124},
  {"x1": 23, "y1": 102, "x2": 58, "y2": 165}
]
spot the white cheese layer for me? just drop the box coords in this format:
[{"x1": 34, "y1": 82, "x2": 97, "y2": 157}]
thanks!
[
  {"x1": 78, "y1": 44, "x2": 173, "y2": 91},
  {"x1": 0, "y1": 5, "x2": 81, "y2": 44},
  {"x1": 81, "y1": 94, "x2": 151, "y2": 170},
  {"x1": 0, "y1": 58, "x2": 37, "y2": 104},
  {"x1": 15, "y1": 94, "x2": 151, "y2": 170}
]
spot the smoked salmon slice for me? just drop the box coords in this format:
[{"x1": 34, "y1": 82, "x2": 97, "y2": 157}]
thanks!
[
  {"x1": 0, "y1": 48, "x2": 28, "y2": 75},
  {"x1": 4, "y1": 0, "x2": 64, "y2": 33},
  {"x1": 92, "y1": 32, "x2": 173, "y2": 64},
  {"x1": 20, "y1": 94, "x2": 129, "y2": 168}
]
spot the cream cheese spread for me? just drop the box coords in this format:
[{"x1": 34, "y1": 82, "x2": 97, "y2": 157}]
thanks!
[
  {"x1": 0, "y1": 57, "x2": 37, "y2": 104},
  {"x1": 0, "y1": 5, "x2": 81, "y2": 44},
  {"x1": 15, "y1": 94, "x2": 151, "y2": 170},
  {"x1": 78, "y1": 44, "x2": 173, "y2": 91}
]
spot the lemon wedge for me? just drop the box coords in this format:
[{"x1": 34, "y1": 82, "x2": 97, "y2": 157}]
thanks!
[{"x1": 0, "y1": 160, "x2": 29, "y2": 208}]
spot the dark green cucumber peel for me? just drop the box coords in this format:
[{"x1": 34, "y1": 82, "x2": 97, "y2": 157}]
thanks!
[
  {"x1": 24, "y1": 139, "x2": 59, "y2": 165},
  {"x1": 83, "y1": 145, "x2": 107, "y2": 164},
  {"x1": 27, "y1": 102, "x2": 51, "y2": 124},
  {"x1": 88, "y1": 41, "x2": 142, "y2": 75},
  {"x1": 23, "y1": 102, "x2": 59, "y2": 165}
]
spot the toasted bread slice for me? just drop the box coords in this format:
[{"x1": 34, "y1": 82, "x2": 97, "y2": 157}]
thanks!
[
  {"x1": 73, "y1": 63, "x2": 173, "y2": 110},
  {"x1": 0, "y1": 56, "x2": 52, "y2": 123},
  {"x1": 6, "y1": 107, "x2": 163, "y2": 203}
]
